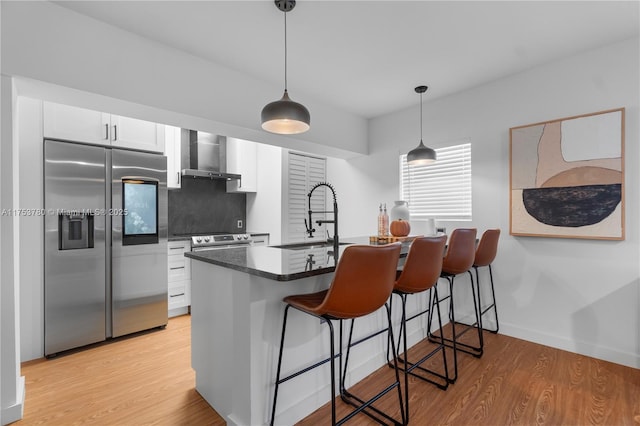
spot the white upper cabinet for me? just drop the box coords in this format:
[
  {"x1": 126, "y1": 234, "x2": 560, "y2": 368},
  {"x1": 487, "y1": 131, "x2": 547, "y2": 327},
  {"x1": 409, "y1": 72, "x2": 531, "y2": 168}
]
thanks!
[
  {"x1": 110, "y1": 115, "x2": 164, "y2": 153},
  {"x1": 226, "y1": 137, "x2": 257, "y2": 193},
  {"x1": 43, "y1": 102, "x2": 111, "y2": 145},
  {"x1": 164, "y1": 125, "x2": 181, "y2": 189},
  {"x1": 43, "y1": 101, "x2": 165, "y2": 153}
]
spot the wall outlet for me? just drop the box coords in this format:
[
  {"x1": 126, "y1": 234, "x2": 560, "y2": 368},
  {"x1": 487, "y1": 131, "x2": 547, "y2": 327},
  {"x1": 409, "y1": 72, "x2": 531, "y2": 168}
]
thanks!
[{"x1": 237, "y1": 219, "x2": 243, "y2": 229}]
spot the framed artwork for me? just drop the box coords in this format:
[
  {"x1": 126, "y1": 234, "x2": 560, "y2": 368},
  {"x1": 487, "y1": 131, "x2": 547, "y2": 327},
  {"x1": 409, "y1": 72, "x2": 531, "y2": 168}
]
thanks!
[{"x1": 510, "y1": 108, "x2": 625, "y2": 240}]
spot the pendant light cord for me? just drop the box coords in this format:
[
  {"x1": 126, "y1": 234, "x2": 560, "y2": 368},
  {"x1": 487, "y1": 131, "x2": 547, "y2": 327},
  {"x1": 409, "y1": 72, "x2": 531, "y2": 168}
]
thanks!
[
  {"x1": 419, "y1": 91, "x2": 423, "y2": 142},
  {"x1": 284, "y1": 12, "x2": 288, "y2": 91}
]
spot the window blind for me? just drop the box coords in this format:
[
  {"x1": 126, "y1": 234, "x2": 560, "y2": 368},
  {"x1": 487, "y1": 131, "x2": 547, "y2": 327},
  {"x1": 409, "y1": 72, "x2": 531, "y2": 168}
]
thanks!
[{"x1": 399, "y1": 142, "x2": 472, "y2": 221}]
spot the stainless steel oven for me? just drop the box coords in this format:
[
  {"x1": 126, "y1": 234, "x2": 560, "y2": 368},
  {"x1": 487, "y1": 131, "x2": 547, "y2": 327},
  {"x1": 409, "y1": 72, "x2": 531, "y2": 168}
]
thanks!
[{"x1": 190, "y1": 233, "x2": 253, "y2": 252}]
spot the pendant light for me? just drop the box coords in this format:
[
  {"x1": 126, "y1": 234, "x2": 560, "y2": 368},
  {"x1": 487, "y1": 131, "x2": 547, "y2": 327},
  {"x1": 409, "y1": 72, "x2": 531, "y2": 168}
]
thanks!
[
  {"x1": 261, "y1": 0, "x2": 310, "y2": 135},
  {"x1": 407, "y1": 85, "x2": 436, "y2": 165}
]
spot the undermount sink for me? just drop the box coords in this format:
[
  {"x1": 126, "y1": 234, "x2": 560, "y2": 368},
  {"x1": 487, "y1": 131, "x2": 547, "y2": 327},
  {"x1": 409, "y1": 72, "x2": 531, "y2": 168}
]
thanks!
[{"x1": 271, "y1": 241, "x2": 353, "y2": 251}]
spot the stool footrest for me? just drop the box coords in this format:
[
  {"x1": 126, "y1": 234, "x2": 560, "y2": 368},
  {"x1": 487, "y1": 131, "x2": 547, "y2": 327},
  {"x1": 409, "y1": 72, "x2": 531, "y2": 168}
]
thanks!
[
  {"x1": 392, "y1": 351, "x2": 449, "y2": 390},
  {"x1": 429, "y1": 334, "x2": 483, "y2": 357},
  {"x1": 275, "y1": 351, "x2": 341, "y2": 386},
  {"x1": 338, "y1": 387, "x2": 404, "y2": 426}
]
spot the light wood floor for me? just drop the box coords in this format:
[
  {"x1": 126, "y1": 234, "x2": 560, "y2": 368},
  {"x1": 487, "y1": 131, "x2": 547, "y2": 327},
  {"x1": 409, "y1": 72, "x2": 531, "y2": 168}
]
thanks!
[{"x1": 18, "y1": 315, "x2": 639, "y2": 425}]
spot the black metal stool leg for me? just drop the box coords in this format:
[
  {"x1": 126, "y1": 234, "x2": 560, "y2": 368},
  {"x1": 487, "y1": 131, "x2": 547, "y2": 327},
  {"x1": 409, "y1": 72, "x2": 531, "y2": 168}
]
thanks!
[
  {"x1": 327, "y1": 318, "x2": 337, "y2": 425},
  {"x1": 475, "y1": 264, "x2": 499, "y2": 333},
  {"x1": 399, "y1": 294, "x2": 409, "y2": 421},
  {"x1": 448, "y1": 276, "x2": 458, "y2": 383},
  {"x1": 432, "y1": 286, "x2": 450, "y2": 386},
  {"x1": 340, "y1": 319, "x2": 356, "y2": 400},
  {"x1": 428, "y1": 277, "x2": 458, "y2": 383},
  {"x1": 270, "y1": 305, "x2": 291, "y2": 426},
  {"x1": 467, "y1": 270, "x2": 483, "y2": 356},
  {"x1": 339, "y1": 305, "x2": 405, "y2": 425},
  {"x1": 488, "y1": 265, "x2": 499, "y2": 332}
]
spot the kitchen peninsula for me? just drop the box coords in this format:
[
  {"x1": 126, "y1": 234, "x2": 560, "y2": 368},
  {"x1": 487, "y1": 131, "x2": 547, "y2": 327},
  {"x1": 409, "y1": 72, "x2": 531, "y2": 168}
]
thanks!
[{"x1": 185, "y1": 238, "x2": 411, "y2": 426}]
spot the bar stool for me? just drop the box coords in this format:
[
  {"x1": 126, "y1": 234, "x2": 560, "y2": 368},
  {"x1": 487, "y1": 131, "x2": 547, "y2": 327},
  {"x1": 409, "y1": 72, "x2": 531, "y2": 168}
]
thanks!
[
  {"x1": 473, "y1": 229, "x2": 501, "y2": 333},
  {"x1": 391, "y1": 236, "x2": 449, "y2": 422},
  {"x1": 428, "y1": 228, "x2": 480, "y2": 383},
  {"x1": 270, "y1": 244, "x2": 405, "y2": 426}
]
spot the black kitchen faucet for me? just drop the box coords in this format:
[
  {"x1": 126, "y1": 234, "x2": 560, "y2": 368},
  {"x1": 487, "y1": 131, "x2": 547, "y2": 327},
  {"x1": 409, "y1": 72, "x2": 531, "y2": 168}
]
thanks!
[{"x1": 305, "y1": 182, "x2": 339, "y2": 248}]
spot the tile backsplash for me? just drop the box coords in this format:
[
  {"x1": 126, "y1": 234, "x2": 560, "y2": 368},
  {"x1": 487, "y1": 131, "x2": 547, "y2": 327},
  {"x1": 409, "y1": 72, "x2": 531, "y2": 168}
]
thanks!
[{"x1": 168, "y1": 178, "x2": 246, "y2": 236}]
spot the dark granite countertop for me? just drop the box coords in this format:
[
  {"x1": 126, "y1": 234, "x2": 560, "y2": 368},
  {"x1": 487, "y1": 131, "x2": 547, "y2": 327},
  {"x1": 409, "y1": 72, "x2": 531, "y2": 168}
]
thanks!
[{"x1": 185, "y1": 236, "x2": 412, "y2": 282}]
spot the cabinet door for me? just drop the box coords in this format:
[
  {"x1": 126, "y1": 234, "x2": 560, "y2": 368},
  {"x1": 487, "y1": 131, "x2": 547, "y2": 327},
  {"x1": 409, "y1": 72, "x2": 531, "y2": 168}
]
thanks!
[
  {"x1": 43, "y1": 101, "x2": 111, "y2": 145},
  {"x1": 164, "y1": 125, "x2": 181, "y2": 189},
  {"x1": 111, "y1": 115, "x2": 165, "y2": 153},
  {"x1": 226, "y1": 137, "x2": 257, "y2": 192},
  {"x1": 285, "y1": 153, "x2": 326, "y2": 243}
]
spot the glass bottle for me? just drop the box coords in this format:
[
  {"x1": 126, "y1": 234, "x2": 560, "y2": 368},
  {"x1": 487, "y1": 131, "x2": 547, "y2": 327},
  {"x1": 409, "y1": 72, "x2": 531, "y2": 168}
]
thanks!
[{"x1": 382, "y1": 203, "x2": 389, "y2": 237}]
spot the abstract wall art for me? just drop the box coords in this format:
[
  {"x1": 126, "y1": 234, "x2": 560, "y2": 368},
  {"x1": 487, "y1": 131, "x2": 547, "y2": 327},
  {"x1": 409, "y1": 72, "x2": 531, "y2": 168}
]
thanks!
[{"x1": 510, "y1": 108, "x2": 625, "y2": 240}]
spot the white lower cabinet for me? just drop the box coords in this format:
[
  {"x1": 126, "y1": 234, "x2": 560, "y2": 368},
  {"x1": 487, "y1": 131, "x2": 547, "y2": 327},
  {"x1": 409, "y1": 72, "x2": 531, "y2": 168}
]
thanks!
[{"x1": 168, "y1": 240, "x2": 191, "y2": 316}]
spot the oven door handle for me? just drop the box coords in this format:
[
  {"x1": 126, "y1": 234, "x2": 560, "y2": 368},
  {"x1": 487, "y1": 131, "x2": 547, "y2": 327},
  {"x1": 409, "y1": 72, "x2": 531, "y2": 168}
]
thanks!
[{"x1": 191, "y1": 243, "x2": 252, "y2": 252}]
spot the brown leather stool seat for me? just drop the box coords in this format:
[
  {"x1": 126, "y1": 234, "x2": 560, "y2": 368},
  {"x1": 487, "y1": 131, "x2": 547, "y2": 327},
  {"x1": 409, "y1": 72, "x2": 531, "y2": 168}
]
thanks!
[
  {"x1": 270, "y1": 244, "x2": 405, "y2": 426},
  {"x1": 391, "y1": 236, "x2": 449, "y2": 422},
  {"x1": 473, "y1": 229, "x2": 501, "y2": 333},
  {"x1": 428, "y1": 228, "x2": 480, "y2": 383}
]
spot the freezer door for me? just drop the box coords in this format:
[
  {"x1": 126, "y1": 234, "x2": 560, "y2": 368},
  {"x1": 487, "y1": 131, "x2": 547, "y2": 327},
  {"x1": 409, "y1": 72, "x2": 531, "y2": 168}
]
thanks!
[
  {"x1": 44, "y1": 140, "x2": 107, "y2": 356},
  {"x1": 111, "y1": 149, "x2": 168, "y2": 337}
]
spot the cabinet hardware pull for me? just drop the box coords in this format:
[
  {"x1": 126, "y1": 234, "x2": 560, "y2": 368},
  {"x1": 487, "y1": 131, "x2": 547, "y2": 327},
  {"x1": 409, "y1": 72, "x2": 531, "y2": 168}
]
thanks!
[
  {"x1": 112, "y1": 125, "x2": 117, "y2": 141},
  {"x1": 105, "y1": 124, "x2": 109, "y2": 140},
  {"x1": 169, "y1": 246, "x2": 183, "y2": 250},
  {"x1": 170, "y1": 266, "x2": 185, "y2": 270},
  {"x1": 170, "y1": 293, "x2": 185, "y2": 298},
  {"x1": 177, "y1": 172, "x2": 180, "y2": 185}
]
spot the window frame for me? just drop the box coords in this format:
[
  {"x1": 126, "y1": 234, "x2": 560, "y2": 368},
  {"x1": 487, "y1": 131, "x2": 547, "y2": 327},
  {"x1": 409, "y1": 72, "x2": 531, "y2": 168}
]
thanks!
[{"x1": 399, "y1": 141, "x2": 472, "y2": 221}]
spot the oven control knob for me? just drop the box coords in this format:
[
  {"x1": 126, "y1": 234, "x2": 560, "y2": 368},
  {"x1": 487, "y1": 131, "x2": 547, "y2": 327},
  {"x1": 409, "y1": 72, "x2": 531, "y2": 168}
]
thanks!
[
  {"x1": 236, "y1": 235, "x2": 242, "y2": 240},
  {"x1": 196, "y1": 237, "x2": 202, "y2": 243},
  {"x1": 204, "y1": 236, "x2": 210, "y2": 242},
  {"x1": 243, "y1": 235, "x2": 249, "y2": 240}
]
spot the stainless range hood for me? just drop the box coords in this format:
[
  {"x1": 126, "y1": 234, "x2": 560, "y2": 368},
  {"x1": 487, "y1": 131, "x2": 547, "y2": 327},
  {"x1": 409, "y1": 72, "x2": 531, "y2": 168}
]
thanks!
[{"x1": 181, "y1": 130, "x2": 241, "y2": 181}]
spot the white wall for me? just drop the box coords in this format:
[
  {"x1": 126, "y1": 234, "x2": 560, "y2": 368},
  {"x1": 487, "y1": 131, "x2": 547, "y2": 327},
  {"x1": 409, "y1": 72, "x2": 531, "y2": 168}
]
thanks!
[
  {"x1": 246, "y1": 143, "x2": 284, "y2": 245},
  {"x1": 0, "y1": 1, "x2": 367, "y2": 159},
  {"x1": 329, "y1": 37, "x2": 639, "y2": 368},
  {"x1": 1, "y1": 76, "x2": 25, "y2": 424}
]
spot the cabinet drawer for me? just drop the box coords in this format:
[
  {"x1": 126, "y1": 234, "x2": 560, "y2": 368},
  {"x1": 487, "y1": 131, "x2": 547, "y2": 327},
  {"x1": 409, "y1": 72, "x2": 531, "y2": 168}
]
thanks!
[
  {"x1": 168, "y1": 281, "x2": 190, "y2": 310},
  {"x1": 168, "y1": 257, "x2": 191, "y2": 282},
  {"x1": 168, "y1": 240, "x2": 190, "y2": 254}
]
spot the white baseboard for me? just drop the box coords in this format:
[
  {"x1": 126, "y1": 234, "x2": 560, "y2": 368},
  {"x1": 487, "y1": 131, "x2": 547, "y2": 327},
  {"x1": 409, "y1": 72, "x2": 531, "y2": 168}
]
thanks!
[
  {"x1": 1, "y1": 376, "x2": 25, "y2": 425},
  {"x1": 499, "y1": 322, "x2": 640, "y2": 369},
  {"x1": 168, "y1": 306, "x2": 189, "y2": 318}
]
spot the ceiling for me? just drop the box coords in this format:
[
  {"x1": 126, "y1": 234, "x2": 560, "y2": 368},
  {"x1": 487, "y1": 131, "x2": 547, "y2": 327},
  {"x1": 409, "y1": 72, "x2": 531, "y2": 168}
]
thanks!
[{"x1": 54, "y1": 1, "x2": 639, "y2": 119}]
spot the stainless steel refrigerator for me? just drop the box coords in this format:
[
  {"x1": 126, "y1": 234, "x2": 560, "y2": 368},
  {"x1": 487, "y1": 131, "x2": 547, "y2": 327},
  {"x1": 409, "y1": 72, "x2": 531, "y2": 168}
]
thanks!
[{"x1": 44, "y1": 139, "x2": 168, "y2": 356}]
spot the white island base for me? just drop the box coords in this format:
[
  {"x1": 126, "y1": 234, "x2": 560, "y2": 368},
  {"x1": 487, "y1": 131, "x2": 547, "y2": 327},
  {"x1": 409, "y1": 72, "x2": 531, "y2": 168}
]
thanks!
[{"x1": 190, "y1": 259, "x2": 421, "y2": 425}]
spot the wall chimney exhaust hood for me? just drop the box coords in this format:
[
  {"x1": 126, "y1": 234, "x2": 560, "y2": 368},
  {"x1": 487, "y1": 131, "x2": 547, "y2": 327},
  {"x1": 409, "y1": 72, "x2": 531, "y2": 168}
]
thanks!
[{"x1": 181, "y1": 130, "x2": 241, "y2": 181}]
